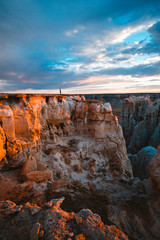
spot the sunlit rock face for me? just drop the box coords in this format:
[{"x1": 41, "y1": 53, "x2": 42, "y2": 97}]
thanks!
[
  {"x1": 0, "y1": 94, "x2": 132, "y2": 189},
  {"x1": 0, "y1": 126, "x2": 6, "y2": 167},
  {"x1": 0, "y1": 198, "x2": 129, "y2": 240},
  {"x1": 120, "y1": 96, "x2": 160, "y2": 153}
]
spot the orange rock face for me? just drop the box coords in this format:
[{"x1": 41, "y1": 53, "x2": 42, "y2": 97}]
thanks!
[
  {"x1": 0, "y1": 126, "x2": 6, "y2": 165},
  {"x1": 0, "y1": 104, "x2": 15, "y2": 141}
]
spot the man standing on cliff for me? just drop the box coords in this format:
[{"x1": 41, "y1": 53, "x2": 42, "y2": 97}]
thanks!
[{"x1": 59, "y1": 88, "x2": 62, "y2": 94}]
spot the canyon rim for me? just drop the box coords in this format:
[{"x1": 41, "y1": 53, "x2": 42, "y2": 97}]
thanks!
[{"x1": 1, "y1": 0, "x2": 160, "y2": 239}]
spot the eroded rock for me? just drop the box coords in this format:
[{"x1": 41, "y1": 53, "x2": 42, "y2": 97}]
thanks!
[
  {"x1": 120, "y1": 96, "x2": 160, "y2": 153},
  {"x1": 0, "y1": 94, "x2": 132, "y2": 191},
  {"x1": 0, "y1": 199, "x2": 128, "y2": 240}
]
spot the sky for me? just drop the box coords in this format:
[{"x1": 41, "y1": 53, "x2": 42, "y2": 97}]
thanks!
[{"x1": 0, "y1": 0, "x2": 160, "y2": 94}]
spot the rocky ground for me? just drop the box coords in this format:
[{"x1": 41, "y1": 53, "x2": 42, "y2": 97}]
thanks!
[
  {"x1": 0, "y1": 93, "x2": 160, "y2": 240},
  {"x1": 0, "y1": 198, "x2": 129, "y2": 240}
]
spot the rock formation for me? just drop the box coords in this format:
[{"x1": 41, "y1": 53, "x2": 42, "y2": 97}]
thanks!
[
  {"x1": 120, "y1": 96, "x2": 160, "y2": 153},
  {"x1": 120, "y1": 95, "x2": 160, "y2": 182},
  {"x1": 1, "y1": 93, "x2": 160, "y2": 240},
  {"x1": 0, "y1": 94, "x2": 132, "y2": 190},
  {"x1": 0, "y1": 198, "x2": 129, "y2": 240}
]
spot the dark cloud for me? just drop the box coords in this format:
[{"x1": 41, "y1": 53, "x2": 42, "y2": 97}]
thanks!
[
  {"x1": 121, "y1": 21, "x2": 160, "y2": 56},
  {"x1": 148, "y1": 21, "x2": 160, "y2": 41}
]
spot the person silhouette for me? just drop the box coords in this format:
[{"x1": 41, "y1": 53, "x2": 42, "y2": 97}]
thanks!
[{"x1": 59, "y1": 88, "x2": 62, "y2": 94}]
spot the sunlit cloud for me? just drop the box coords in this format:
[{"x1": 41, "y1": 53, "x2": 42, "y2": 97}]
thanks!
[
  {"x1": 68, "y1": 74, "x2": 160, "y2": 85},
  {"x1": 107, "y1": 25, "x2": 146, "y2": 44},
  {"x1": 3, "y1": 74, "x2": 160, "y2": 94},
  {"x1": 62, "y1": 74, "x2": 160, "y2": 94}
]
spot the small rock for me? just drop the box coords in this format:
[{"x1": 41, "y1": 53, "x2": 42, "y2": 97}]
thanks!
[
  {"x1": 73, "y1": 164, "x2": 83, "y2": 173},
  {"x1": 25, "y1": 202, "x2": 41, "y2": 215},
  {"x1": 45, "y1": 197, "x2": 65, "y2": 208},
  {"x1": 68, "y1": 232, "x2": 74, "y2": 237},
  {"x1": 75, "y1": 216, "x2": 83, "y2": 224},
  {"x1": 44, "y1": 201, "x2": 53, "y2": 208},
  {"x1": 26, "y1": 170, "x2": 53, "y2": 182},
  {"x1": 112, "y1": 170, "x2": 120, "y2": 176},
  {"x1": 88, "y1": 182, "x2": 96, "y2": 191},
  {"x1": 75, "y1": 234, "x2": 85, "y2": 240},
  {"x1": 50, "y1": 178, "x2": 67, "y2": 190}
]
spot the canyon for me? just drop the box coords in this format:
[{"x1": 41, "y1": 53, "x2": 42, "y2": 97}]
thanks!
[{"x1": 0, "y1": 93, "x2": 160, "y2": 240}]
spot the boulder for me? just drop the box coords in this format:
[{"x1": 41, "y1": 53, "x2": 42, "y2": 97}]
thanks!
[{"x1": 26, "y1": 170, "x2": 53, "y2": 182}]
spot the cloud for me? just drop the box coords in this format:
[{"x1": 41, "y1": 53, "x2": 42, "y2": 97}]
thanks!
[
  {"x1": 62, "y1": 74, "x2": 160, "y2": 94},
  {"x1": 148, "y1": 21, "x2": 160, "y2": 41},
  {"x1": 0, "y1": 0, "x2": 160, "y2": 92}
]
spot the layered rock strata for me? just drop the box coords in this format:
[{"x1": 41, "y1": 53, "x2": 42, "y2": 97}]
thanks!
[{"x1": 0, "y1": 94, "x2": 132, "y2": 190}]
